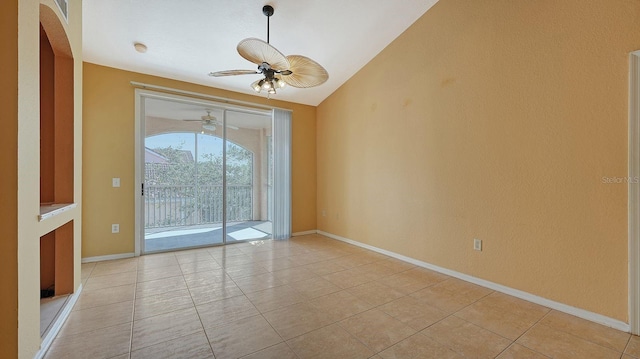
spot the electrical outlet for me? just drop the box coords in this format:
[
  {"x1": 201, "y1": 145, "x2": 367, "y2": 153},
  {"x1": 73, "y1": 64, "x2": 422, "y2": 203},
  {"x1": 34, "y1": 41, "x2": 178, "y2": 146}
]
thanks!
[
  {"x1": 473, "y1": 238, "x2": 482, "y2": 251},
  {"x1": 111, "y1": 224, "x2": 120, "y2": 233},
  {"x1": 112, "y1": 178, "x2": 121, "y2": 187},
  {"x1": 322, "y1": 209, "x2": 326, "y2": 217}
]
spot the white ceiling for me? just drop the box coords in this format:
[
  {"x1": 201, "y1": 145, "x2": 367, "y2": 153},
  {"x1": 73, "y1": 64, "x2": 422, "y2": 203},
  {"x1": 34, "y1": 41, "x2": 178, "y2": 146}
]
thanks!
[{"x1": 83, "y1": 0, "x2": 439, "y2": 106}]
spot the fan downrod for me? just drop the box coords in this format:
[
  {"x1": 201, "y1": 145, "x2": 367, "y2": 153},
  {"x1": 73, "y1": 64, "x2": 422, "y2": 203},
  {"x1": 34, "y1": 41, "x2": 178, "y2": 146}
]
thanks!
[{"x1": 263, "y1": 5, "x2": 274, "y2": 43}]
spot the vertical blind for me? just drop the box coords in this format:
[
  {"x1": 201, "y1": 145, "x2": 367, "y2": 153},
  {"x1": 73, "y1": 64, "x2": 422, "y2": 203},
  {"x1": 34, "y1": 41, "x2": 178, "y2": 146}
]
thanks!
[{"x1": 272, "y1": 108, "x2": 292, "y2": 239}]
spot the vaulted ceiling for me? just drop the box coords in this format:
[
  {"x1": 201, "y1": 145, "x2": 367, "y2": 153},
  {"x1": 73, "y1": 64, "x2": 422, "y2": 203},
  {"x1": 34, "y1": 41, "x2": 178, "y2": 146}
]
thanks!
[{"x1": 83, "y1": 0, "x2": 439, "y2": 106}]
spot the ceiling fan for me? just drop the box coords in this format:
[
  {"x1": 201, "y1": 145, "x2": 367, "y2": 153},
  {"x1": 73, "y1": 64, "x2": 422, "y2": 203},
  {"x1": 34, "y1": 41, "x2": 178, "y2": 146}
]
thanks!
[
  {"x1": 208, "y1": 5, "x2": 329, "y2": 96},
  {"x1": 182, "y1": 110, "x2": 238, "y2": 131}
]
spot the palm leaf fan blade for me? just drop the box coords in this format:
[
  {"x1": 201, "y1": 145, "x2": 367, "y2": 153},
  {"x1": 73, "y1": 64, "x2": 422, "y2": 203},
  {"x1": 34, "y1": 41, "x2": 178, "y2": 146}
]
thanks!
[
  {"x1": 281, "y1": 55, "x2": 329, "y2": 88},
  {"x1": 209, "y1": 69, "x2": 260, "y2": 77},
  {"x1": 237, "y1": 38, "x2": 289, "y2": 71}
]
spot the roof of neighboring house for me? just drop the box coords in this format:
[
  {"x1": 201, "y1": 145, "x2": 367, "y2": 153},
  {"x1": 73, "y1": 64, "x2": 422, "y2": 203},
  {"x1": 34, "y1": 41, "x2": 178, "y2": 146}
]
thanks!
[
  {"x1": 145, "y1": 147, "x2": 169, "y2": 164},
  {"x1": 176, "y1": 149, "x2": 194, "y2": 163}
]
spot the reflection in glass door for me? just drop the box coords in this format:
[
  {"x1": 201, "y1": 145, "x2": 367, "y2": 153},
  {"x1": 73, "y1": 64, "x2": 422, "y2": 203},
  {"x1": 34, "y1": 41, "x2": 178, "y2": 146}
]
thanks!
[
  {"x1": 224, "y1": 110, "x2": 273, "y2": 243},
  {"x1": 141, "y1": 96, "x2": 272, "y2": 253}
]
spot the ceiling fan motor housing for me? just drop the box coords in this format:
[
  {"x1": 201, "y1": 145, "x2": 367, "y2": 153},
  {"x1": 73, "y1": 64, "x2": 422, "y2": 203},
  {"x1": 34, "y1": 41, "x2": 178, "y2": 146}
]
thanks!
[{"x1": 262, "y1": 5, "x2": 274, "y2": 17}]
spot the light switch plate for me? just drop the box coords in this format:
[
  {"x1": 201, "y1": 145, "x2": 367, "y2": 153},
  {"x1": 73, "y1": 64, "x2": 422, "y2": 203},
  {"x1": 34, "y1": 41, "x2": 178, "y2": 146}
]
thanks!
[
  {"x1": 112, "y1": 178, "x2": 120, "y2": 187},
  {"x1": 473, "y1": 238, "x2": 482, "y2": 251}
]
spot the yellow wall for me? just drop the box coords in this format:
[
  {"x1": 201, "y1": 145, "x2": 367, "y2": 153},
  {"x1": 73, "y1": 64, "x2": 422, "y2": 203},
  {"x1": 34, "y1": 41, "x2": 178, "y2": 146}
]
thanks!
[
  {"x1": 317, "y1": 0, "x2": 640, "y2": 322},
  {"x1": 1, "y1": 0, "x2": 20, "y2": 355},
  {"x1": 82, "y1": 63, "x2": 317, "y2": 257}
]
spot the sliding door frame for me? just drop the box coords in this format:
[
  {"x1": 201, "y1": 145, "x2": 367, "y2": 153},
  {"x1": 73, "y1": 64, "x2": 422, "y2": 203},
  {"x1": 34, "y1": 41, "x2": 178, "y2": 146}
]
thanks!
[
  {"x1": 629, "y1": 51, "x2": 640, "y2": 335},
  {"x1": 134, "y1": 89, "x2": 277, "y2": 255}
]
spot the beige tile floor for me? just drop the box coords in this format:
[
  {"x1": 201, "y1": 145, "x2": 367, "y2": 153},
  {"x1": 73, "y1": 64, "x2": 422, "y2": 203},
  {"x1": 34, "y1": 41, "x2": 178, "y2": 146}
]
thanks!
[
  {"x1": 44, "y1": 234, "x2": 640, "y2": 359},
  {"x1": 41, "y1": 295, "x2": 70, "y2": 337}
]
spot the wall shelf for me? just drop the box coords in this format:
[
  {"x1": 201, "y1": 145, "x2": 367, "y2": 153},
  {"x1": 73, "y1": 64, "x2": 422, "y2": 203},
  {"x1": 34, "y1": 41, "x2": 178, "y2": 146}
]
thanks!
[{"x1": 39, "y1": 203, "x2": 77, "y2": 222}]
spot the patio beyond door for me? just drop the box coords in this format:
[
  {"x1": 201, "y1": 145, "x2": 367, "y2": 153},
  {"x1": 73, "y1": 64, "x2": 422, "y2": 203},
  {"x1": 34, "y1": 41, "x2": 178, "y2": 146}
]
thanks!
[{"x1": 140, "y1": 96, "x2": 273, "y2": 253}]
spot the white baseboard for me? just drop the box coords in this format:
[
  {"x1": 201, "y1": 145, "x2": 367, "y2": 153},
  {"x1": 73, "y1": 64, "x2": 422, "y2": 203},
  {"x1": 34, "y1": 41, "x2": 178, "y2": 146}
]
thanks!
[
  {"x1": 317, "y1": 230, "x2": 630, "y2": 333},
  {"x1": 35, "y1": 284, "x2": 83, "y2": 359},
  {"x1": 292, "y1": 230, "x2": 318, "y2": 236},
  {"x1": 81, "y1": 253, "x2": 135, "y2": 263}
]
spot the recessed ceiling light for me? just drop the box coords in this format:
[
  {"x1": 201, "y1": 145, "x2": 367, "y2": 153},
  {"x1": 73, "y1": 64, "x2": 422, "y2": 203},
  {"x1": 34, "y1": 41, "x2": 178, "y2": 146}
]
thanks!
[{"x1": 134, "y1": 42, "x2": 147, "y2": 53}]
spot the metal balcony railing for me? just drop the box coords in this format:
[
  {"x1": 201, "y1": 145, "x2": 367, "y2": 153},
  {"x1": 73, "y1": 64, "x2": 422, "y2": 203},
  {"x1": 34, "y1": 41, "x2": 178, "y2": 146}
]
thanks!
[{"x1": 144, "y1": 185, "x2": 252, "y2": 228}]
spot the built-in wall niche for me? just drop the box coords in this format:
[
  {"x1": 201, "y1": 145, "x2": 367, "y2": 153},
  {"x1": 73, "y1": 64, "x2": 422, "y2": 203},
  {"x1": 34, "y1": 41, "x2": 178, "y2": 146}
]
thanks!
[
  {"x1": 39, "y1": 23, "x2": 73, "y2": 208},
  {"x1": 40, "y1": 221, "x2": 73, "y2": 337},
  {"x1": 39, "y1": 10, "x2": 76, "y2": 341},
  {"x1": 40, "y1": 221, "x2": 73, "y2": 296}
]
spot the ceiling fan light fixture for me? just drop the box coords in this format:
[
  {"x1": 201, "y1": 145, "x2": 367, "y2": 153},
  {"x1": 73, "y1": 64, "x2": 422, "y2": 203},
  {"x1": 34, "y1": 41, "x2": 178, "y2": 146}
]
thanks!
[
  {"x1": 262, "y1": 80, "x2": 273, "y2": 90},
  {"x1": 268, "y1": 87, "x2": 277, "y2": 94},
  {"x1": 274, "y1": 77, "x2": 286, "y2": 88},
  {"x1": 202, "y1": 123, "x2": 216, "y2": 131},
  {"x1": 251, "y1": 79, "x2": 263, "y2": 92}
]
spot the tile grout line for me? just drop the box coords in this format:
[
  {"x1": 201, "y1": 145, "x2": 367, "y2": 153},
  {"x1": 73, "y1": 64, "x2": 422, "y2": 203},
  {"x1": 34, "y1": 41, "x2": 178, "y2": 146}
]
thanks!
[
  {"x1": 127, "y1": 257, "x2": 141, "y2": 358},
  {"x1": 66, "y1": 258, "x2": 138, "y2": 359},
  {"x1": 504, "y1": 309, "x2": 558, "y2": 358},
  {"x1": 256, "y1": 253, "x2": 450, "y2": 355},
  {"x1": 534, "y1": 310, "x2": 630, "y2": 355},
  {"x1": 622, "y1": 335, "x2": 634, "y2": 359},
  {"x1": 131, "y1": 253, "x2": 206, "y2": 356},
  {"x1": 239, "y1": 240, "x2": 447, "y2": 355},
  {"x1": 333, "y1": 319, "x2": 381, "y2": 356},
  {"x1": 413, "y1": 319, "x2": 467, "y2": 358},
  {"x1": 190, "y1": 251, "x2": 249, "y2": 358},
  {"x1": 205, "y1": 243, "x2": 300, "y2": 358},
  {"x1": 77, "y1": 259, "x2": 137, "y2": 359},
  {"x1": 158, "y1": 246, "x2": 451, "y2": 356},
  {"x1": 359, "y1": 280, "x2": 501, "y2": 358}
]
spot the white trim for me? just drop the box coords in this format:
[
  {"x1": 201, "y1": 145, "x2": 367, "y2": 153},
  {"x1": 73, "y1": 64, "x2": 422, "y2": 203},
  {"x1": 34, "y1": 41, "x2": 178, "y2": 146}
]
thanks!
[
  {"x1": 292, "y1": 230, "x2": 317, "y2": 236},
  {"x1": 629, "y1": 51, "x2": 640, "y2": 335},
  {"x1": 38, "y1": 203, "x2": 77, "y2": 221},
  {"x1": 135, "y1": 89, "x2": 272, "y2": 117},
  {"x1": 35, "y1": 284, "x2": 83, "y2": 359},
  {"x1": 318, "y1": 230, "x2": 630, "y2": 332},
  {"x1": 130, "y1": 81, "x2": 290, "y2": 112},
  {"x1": 81, "y1": 253, "x2": 135, "y2": 263},
  {"x1": 134, "y1": 89, "x2": 143, "y2": 256}
]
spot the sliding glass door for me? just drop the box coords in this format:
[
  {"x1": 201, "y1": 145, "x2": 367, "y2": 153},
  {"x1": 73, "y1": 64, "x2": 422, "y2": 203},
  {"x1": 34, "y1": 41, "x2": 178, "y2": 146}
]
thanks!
[
  {"x1": 140, "y1": 96, "x2": 273, "y2": 253},
  {"x1": 224, "y1": 110, "x2": 273, "y2": 243}
]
